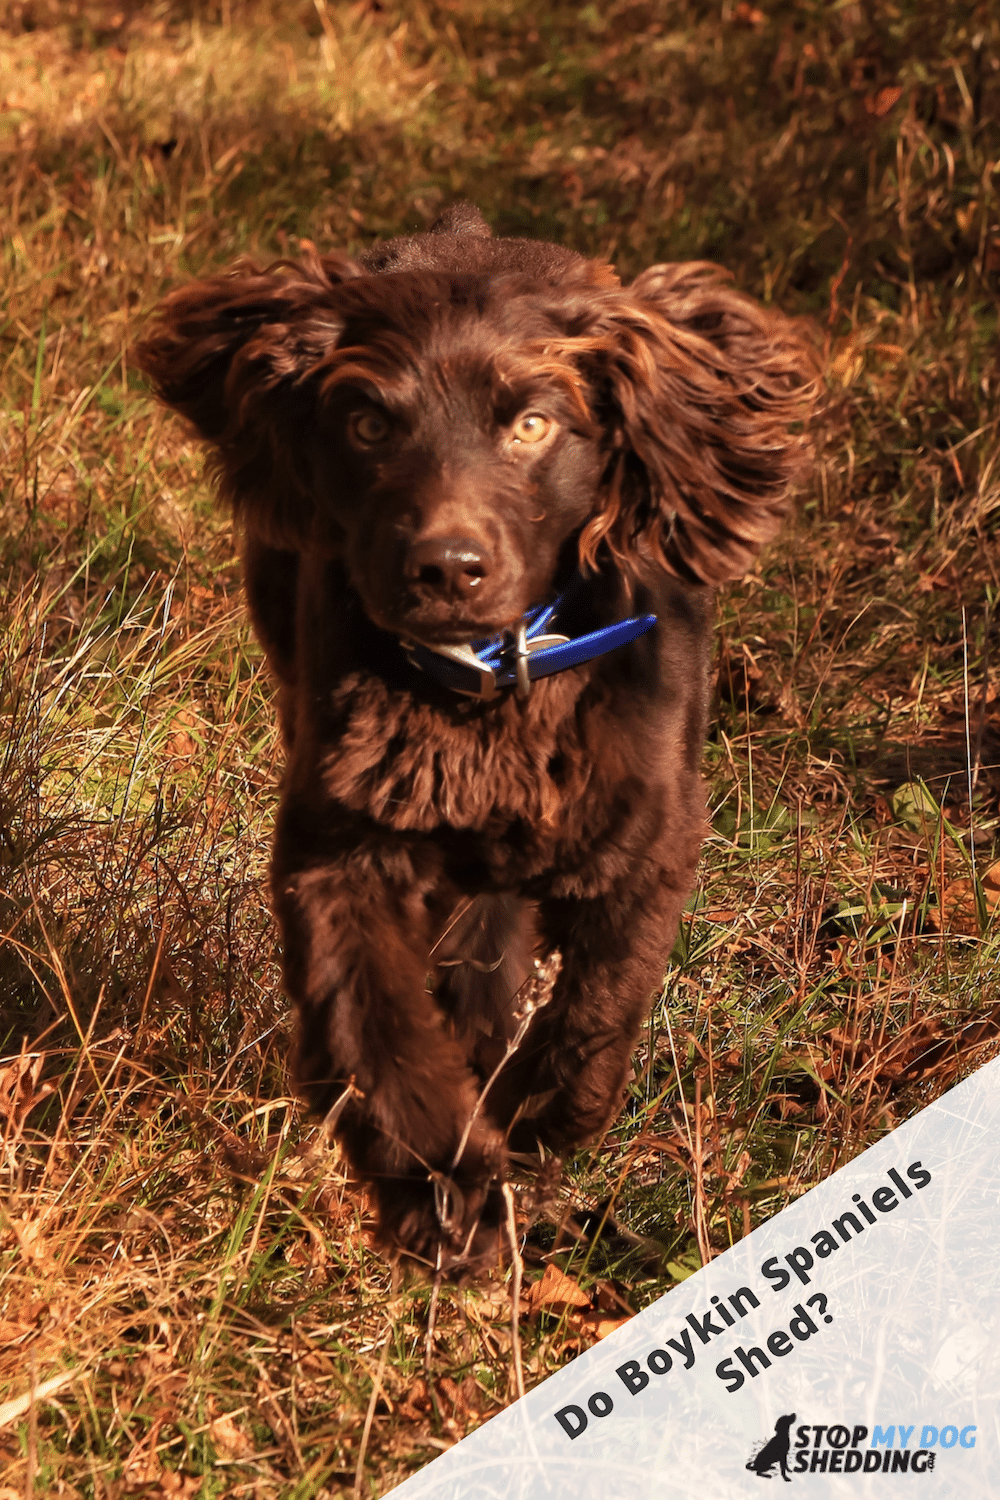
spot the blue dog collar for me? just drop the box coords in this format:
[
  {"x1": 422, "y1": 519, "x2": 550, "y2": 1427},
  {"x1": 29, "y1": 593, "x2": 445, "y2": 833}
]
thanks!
[{"x1": 403, "y1": 588, "x2": 657, "y2": 701}]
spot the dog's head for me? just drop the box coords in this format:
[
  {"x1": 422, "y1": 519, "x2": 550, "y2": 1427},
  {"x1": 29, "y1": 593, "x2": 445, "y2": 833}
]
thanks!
[{"x1": 136, "y1": 215, "x2": 815, "y2": 645}]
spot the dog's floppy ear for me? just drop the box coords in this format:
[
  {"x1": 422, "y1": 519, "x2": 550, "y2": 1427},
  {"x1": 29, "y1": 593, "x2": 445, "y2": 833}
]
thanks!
[
  {"x1": 573, "y1": 263, "x2": 818, "y2": 586},
  {"x1": 134, "y1": 249, "x2": 361, "y2": 543}
]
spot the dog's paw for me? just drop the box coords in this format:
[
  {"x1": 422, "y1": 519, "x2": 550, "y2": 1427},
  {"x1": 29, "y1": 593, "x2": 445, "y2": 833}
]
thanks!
[{"x1": 377, "y1": 1174, "x2": 507, "y2": 1280}]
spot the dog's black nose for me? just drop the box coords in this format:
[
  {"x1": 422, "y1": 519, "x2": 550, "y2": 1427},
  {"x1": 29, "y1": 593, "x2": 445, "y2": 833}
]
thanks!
[{"x1": 404, "y1": 537, "x2": 491, "y2": 599}]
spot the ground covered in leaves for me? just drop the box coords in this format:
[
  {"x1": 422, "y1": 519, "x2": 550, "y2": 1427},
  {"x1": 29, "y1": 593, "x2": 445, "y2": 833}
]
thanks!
[{"x1": 1, "y1": 0, "x2": 998, "y2": 1494}]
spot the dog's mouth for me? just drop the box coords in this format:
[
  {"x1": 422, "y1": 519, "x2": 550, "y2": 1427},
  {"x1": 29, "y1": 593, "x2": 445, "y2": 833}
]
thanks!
[
  {"x1": 365, "y1": 587, "x2": 531, "y2": 651},
  {"x1": 400, "y1": 616, "x2": 521, "y2": 649}
]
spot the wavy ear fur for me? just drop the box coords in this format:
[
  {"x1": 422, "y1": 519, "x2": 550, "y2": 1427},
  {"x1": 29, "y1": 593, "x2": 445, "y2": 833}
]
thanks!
[
  {"x1": 568, "y1": 263, "x2": 818, "y2": 585},
  {"x1": 134, "y1": 249, "x2": 361, "y2": 544}
]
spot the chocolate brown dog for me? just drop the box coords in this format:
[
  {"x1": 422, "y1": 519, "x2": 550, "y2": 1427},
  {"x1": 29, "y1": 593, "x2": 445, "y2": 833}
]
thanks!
[{"x1": 137, "y1": 204, "x2": 812, "y2": 1274}]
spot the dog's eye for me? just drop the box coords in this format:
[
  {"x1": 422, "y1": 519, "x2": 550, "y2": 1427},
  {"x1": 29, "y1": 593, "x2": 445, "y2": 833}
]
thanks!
[
  {"x1": 347, "y1": 409, "x2": 391, "y2": 447},
  {"x1": 511, "y1": 412, "x2": 553, "y2": 445}
]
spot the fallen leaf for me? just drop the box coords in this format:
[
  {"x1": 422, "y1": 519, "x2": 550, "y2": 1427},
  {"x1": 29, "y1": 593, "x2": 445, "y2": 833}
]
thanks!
[
  {"x1": 124, "y1": 1449, "x2": 162, "y2": 1486},
  {"x1": 166, "y1": 708, "x2": 201, "y2": 759},
  {"x1": 926, "y1": 877, "x2": 1000, "y2": 937},
  {"x1": 867, "y1": 84, "x2": 903, "y2": 116},
  {"x1": 567, "y1": 1310, "x2": 634, "y2": 1340},
  {"x1": 397, "y1": 1377, "x2": 431, "y2": 1423},
  {"x1": 522, "y1": 1262, "x2": 590, "y2": 1314},
  {"x1": 9, "y1": 1217, "x2": 51, "y2": 1265},
  {"x1": 436, "y1": 1374, "x2": 480, "y2": 1422},
  {"x1": 156, "y1": 1472, "x2": 202, "y2": 1497},
  {"x1": 871, "y1": 342, "x2": 906, "y2": 363},
  {"x1": 0, "y1": 1053, "x2": 56, "y2": 1130},
  {"x1": 955, "y1": 203, "x2": 978, "y2": 235},
  {"x1": 208, "y1": 1412, "x2": 253, "y2": 1461}
]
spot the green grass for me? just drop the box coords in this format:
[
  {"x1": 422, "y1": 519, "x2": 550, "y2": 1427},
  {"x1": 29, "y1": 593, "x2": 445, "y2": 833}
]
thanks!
[{"x1": 1, "y1": 0, "x2": 999, "y2": 1494}]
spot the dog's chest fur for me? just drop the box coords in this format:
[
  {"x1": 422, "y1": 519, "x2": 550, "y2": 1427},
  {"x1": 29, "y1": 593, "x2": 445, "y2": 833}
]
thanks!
[
  {"x1": 320, "y1": 674, "x2": 574, "y2": 827},
  {"x1": 278, "y1": 553, "x2": 711, "y2": 889}
]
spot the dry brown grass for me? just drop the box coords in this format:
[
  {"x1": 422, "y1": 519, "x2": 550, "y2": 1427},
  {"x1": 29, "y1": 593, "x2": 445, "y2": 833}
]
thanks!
[{"x1": 1, "y1": 1, "x2": 999, "y2": 1495}]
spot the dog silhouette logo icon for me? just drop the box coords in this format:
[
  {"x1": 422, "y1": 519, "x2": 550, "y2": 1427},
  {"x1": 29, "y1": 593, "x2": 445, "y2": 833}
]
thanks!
[{"x1": 747, "y1": 1413, "x2": 796, "y2": 1480}]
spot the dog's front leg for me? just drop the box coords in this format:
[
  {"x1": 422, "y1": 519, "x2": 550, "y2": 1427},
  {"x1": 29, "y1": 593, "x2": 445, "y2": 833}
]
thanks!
[
  {"x1": 273, "y1": 838, "x2": 507, "y2": 1272},
  {"x1": 498, "y1": 866, "x2": 694, "y2": 1152}
]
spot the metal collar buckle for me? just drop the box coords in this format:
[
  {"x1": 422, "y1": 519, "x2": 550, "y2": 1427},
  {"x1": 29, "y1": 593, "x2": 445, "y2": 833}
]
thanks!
[{"x1": 403, "y1": 624, "x2": 570, "y2": 701}]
